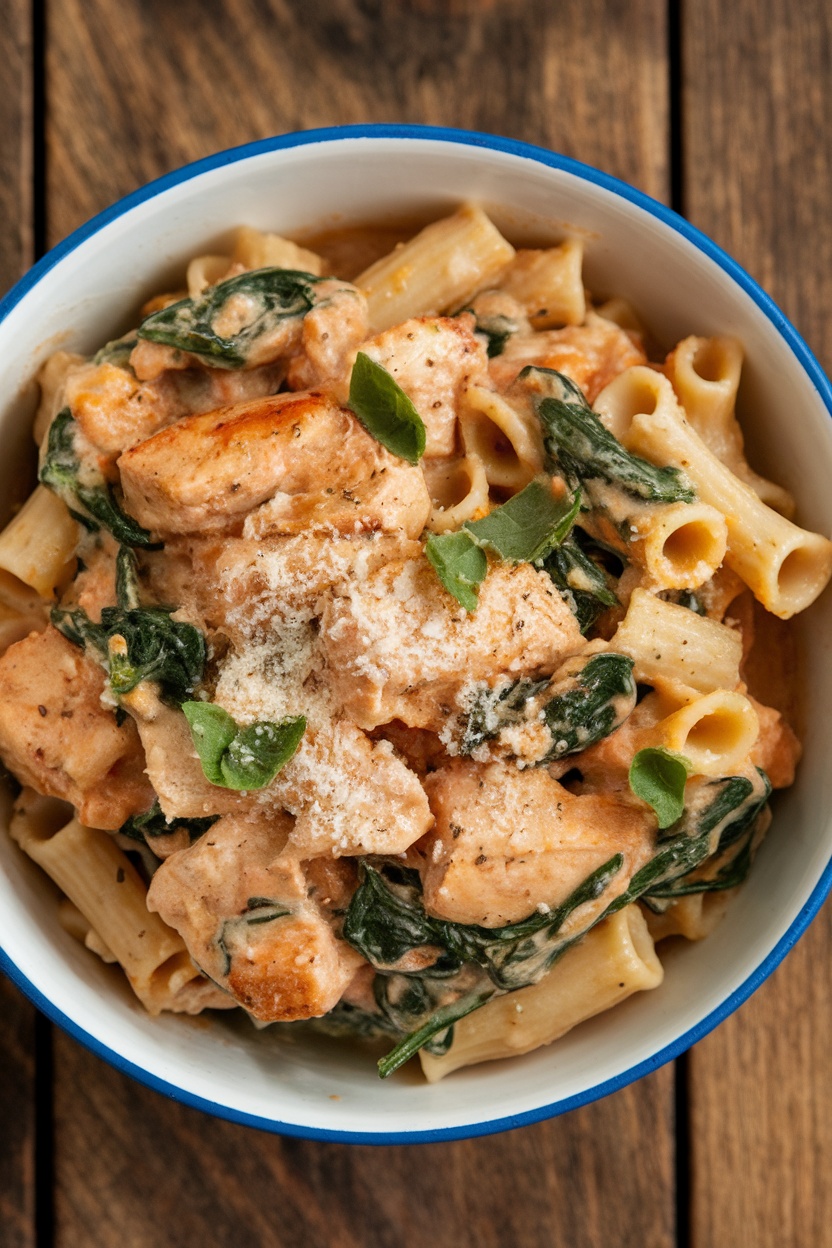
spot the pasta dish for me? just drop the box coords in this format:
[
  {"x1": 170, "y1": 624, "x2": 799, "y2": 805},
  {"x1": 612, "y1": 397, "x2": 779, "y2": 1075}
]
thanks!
[{"x1": 0, "y1": 205, "x2": 829, "y2": 1081}]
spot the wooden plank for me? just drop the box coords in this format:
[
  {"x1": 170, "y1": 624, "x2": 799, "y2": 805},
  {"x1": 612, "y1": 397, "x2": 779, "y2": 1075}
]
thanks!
[
  {"x1": 0, "y1": 4, "x2": 38, "y2": 1248},
  {"x1": 47, "y1": 0, "x2": 669, "y2": 240},
  {"x1": 46, "y1": 3, "x2": 676, "y2": 1246},
  {"x1": 53, "y1": 1038, "x2": 675, "y2": 1248},
  {"x1": 683, "y1": 3, "x2": 832, "y2": 1245}
]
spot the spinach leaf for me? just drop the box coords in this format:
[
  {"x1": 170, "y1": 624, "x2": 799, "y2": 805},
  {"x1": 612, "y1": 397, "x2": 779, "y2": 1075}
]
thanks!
[
  {"x1": 182, "y1": 702, "x2": 306, "y2": 791},
  {"x1": 629, "y1": 747, "x2": 691, "y2": 830},
  {"x1": 119, "y1": 799, "x2": 218, "y2": 845},
  {"x1": 137, "y1": 268, "x2": 321, "y2": 368},
  {"x1": 342, "y1": 861, "x2": 462, "y2": 976},
  {"x1": 464, "y1": 482, "x2": 581, "y2": 563},
  {"x1": 519, "y1": 366, "x2": 695, "y2": 505},
  {"x1": 344, "y1": 855, "x2": 625, "y2": 995},
  {"x1": 424, "y1": 530, "x2": 488, "y2": 612},
  {"x1": 614, "y1": 769, "x2": 772, "y2": 909},
  {"x1": 464, "y1": 306, "x2": 524, "y2": 357},
  {"x1": 641, "y1": 770, "x2": 771, "y2": 902},
  {"x1": 94, "y1": 332, "x2": 138, "y2": 368},
  {"x1": 39, "y1": 408, "x2": 157, "y2": 548},
  {"x1": 101, "y1": 608, "x2": 205, "y2": 702},
  {"x1": 377, "y1": 989, "x2": 496, "y2": 1079},
  {"x1": 347, "y1": 351, "x2": 427, "y2": 464},
  {"x1": 50, "y1": 604, "x2": 107, "y2": 653},
  {"x1": 52, "y1": 548, "x2": 205, "y2": 704},
  {"x1": 539, "y1": 529, "x2": 619, "y2": 634},
  {"x1": 461, "y1": 651, "x2": 637, "y2": 764}
]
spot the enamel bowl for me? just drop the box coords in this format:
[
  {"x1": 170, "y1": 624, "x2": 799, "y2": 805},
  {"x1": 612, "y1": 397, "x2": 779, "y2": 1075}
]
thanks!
[{"x1": 1, "y1": 125, "x2": 831, "y2": 1142}]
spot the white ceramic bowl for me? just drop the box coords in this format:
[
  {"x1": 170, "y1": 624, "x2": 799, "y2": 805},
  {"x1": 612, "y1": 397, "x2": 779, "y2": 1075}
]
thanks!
[{"x1": 1, "y1": 125, "x2": 831, "y2": 1143}]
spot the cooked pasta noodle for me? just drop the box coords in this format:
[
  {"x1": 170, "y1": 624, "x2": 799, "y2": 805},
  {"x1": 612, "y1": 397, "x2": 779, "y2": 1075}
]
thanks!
[{"x1": 419, "y1": 905, "x2": 663, "y2": 1081}]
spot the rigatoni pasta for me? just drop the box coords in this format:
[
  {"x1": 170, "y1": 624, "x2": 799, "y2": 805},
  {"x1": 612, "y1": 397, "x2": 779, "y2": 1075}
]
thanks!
[{"x1": 0, "y1": 202, "x2": 825, "y2": 1082}]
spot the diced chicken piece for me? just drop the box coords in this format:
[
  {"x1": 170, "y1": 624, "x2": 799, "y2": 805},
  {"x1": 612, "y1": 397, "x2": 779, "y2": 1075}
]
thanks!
[
  {"x1": 118, "y1": 391, "x2": 431, "y2": 539},
  {"x1": 269, "y1": 720, "x2": 433, "y2": 858},
  {"x1": 422, "y1": 758, "x2": 655, "y2": 927},
  {"x1": 124, "y1": 689, "x2": 248, "y2": 821},
  {"x1": 489, "y1": 314, "x2": 647, "y2": 402},
  {"x1": 358, "y1": 315, "x2": 490, "y2": 457},
  {"x1": 320, "y1": 558, "x2": 583, "y2": 730},
  {"x1": 0, "y1": 627, "x2": 153, "y2": 828},
  {"x1": 286, "y1": 280, "x2": 370, "y2": 390},
  {"x1": 147, "y1": 812, "x2": 363, "y2": 1021},
  {"x1": 64, "y1": 362, "x2": 177, "y2": 458},
  {"x1": 749, "y1": 696, "x2": 801, "y2": 788},
  {"x1": 126, "y1": 682, "x2": 431, "y2": 858},
  {"x1": 182, "y1": 531, "x2": 422, "y2": 641}
]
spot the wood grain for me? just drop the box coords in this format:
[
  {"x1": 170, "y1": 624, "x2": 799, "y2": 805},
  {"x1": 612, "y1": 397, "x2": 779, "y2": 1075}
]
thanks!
[
  {"x1": 0, "y1": 4, "x2": 38, "y2": 1248},
  {"x1": 47, "y1": 0, "x2": 669, "y2": 242},
  {"x1": 52, "y1": 1037, "x2": 675, "y2": 1248},
  {"x1": 683, "y1": 2, "x2": 832, "y2": 1245},
  {"x1": 44, "y1": 1, "x2": 678, "y2": 1246}
]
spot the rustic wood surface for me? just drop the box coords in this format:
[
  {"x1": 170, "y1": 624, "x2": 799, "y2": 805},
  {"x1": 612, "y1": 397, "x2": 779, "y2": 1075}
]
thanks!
[
  {"x1": 0, "y1": 5, "x2": 38, "y2": 1248},
  {"x1": 683, "y1": 4, "x2": 832, "y2": 1246},
  {"x1": 0, "y1": 0, "x2": 829, "y2": 1244}
]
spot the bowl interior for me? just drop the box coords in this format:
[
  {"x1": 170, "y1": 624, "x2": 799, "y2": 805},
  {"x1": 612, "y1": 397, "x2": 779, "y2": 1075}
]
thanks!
[{"x1": 1, "y1": 131, "x2": 831, "y2": 1141}]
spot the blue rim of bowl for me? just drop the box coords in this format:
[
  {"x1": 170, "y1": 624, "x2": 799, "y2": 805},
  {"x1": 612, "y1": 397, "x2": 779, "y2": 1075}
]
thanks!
[{"x1": 1, "y1": 122, "x2": 831, "y2": 1144}]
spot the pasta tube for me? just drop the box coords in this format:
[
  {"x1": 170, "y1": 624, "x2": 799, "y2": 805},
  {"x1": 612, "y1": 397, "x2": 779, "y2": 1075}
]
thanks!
[
  {"x1": 461, "y1": 385, "x2": 545, "y2": 490},
  {"x1": 357, "y1": 204, "x2": 515, "y2": 331},
  {"x1": 419, "y1": 905, "x2": 662, "y2": 1081},
  {"x1": 609, "y1": 587, "x2": 743, "y2": 694},
  {"x1": 10, "y1": 789, "x2": 226, "y2": 1015},
  {"x1": 664, "y1": 336, "x2": 794, "y2": 516},
  {"x1": 654, "y1": 689, "x2": 760, "y2": 776},
  {"x1": 595, "y1": 366, "x2": 832, "y2": 617},
  {"x1": 423, "y1": 454, "x2": 490, "y2": 532},
  {"x1": 0, "y1": 485, "x2": 78, "y2": 598}
]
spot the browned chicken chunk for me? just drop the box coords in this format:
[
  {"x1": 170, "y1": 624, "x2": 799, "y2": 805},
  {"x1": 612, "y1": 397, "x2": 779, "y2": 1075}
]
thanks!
[
  {"x1": 422, "y1": 758, "x2": 655, "y2": 927},
  {"x1": 118, "y1": 391, "x2": 431, "y2": 538},
  {"x1": 0, "y1": 627, "x2": 153, "y2": 829},
  {"x1": 147, "y1": 812, "x2": 363, "y2": 1021},
  {"x1": 489, "y1": 315, "x2": 647, "y2": 402},
  {"x1": 321, "y1": 558, "x2": 583, "y2": 729},
  {"x1": 359, "y1": 315, "x2": 489, "y2": 456}
]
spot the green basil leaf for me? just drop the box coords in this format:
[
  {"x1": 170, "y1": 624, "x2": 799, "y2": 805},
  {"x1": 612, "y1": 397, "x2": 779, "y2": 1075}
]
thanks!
[
  {"x1": 348, "y1": 351, "x2": 426, "y2": 464},
  {"x1": 464, "y1": 481, "x2": 580, "y2": 563},
  {"x1": 629, "y1": 747, "x2": 691, "y2": 829},
  {"x1": 182, "y1": 701, "x2": 306, "y2": 791},
  {"x1": 424, "y1": 531, "x2": 488, "y2": 612}
]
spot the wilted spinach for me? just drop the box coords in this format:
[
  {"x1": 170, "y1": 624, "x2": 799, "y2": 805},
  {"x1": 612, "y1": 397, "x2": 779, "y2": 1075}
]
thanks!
[
  {"x1": 518, "y1": 366, "x2": 695, "y2": 505},
  {"x1": 460, "y1": 651, "x2": 637, "y2": 762},
  {"x1": 52, "y1": 546, "x2": 205, "y2": 704},
  {"x1": 39, "y1": 408, "x2": 157, "y2": 548},
  {"x1": 137, "y1": 268, "x2": 325, "y2": 368},
  {"x1": 118, "y1": 798, "x2": 218, "y2": 847}
]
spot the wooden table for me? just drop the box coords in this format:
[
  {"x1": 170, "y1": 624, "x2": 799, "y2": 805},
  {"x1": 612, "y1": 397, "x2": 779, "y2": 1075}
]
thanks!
[{"x1": 1, "y1": 2, "x2": 831, "y2": 1244}]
